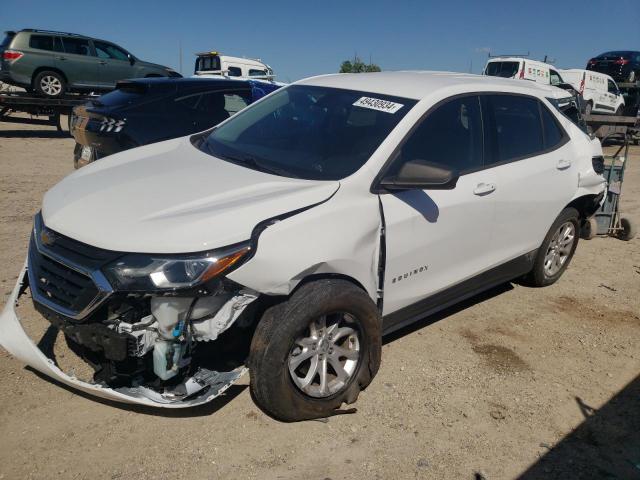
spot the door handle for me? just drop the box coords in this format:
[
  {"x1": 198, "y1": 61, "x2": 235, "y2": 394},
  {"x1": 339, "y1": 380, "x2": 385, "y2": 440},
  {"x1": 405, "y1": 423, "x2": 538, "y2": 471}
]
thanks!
[
  {"x1": 473, "y1": 183, "x2": 496, "y2": 196},
  {"x1": 57, "y1": 56, "x2": 66, "y2": 61},
  {"x1": 556, "y1": 158, "x2": 572, "y2": 170},
  {"x1": 99, "y1": 61, "x2": 107, "y2": 65}
]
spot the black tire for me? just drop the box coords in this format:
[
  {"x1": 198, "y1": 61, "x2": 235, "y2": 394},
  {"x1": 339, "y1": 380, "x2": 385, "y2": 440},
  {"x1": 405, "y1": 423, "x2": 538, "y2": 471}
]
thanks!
[
  {"x1": 581, "y1": 216, "x2": 598, "y2": 240},
  {"x1": 618, "y1": 217, "x2": 636, "y2": 241},
  {"x1": 615, "y1": 105, "x2": 624, "y2": 116},
  {"x1": 584, "y1": 102, "x2": 593, "y2": 116},
  {"x1": 249, "y1": 279, "x2": 382, "y2": 422},
  {"x1": 33, "y1": 70, "x2": 66, "y2": 97},
  {"x1": 525, "y1": 208, "x2": 580, "y2": 287}
]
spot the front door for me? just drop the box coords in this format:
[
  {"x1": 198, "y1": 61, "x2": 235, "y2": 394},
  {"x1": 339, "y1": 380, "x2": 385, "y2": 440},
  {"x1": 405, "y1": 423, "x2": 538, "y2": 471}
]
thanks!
[
  {"x1": 380, "y1": 95, "x2": 496, "y2": 322},
  {"x1": 93, "y1": 41, "x2": 135, "y2": 88}
]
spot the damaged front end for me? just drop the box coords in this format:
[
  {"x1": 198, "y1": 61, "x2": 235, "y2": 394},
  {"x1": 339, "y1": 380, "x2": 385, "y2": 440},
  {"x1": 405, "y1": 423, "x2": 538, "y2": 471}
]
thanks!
[{"x1": 0, "y1": 215, "x2": 260, "y2": 407}]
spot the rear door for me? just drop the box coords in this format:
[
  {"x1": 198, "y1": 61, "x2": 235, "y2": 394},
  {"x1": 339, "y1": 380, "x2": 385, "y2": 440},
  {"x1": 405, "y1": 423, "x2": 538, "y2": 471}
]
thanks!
[
  {"x1": 380, "y1": 95, "x2": 496, "y2": 321},
  {"x1": 59, "y1": 37, "x2": 101, "y2": 88},
  {"x1": 93, "y1": 41, "x2": 135, "y2": 88},
  {"x1": 481, "y1": 94, "x2": 576, "y2": 261}
]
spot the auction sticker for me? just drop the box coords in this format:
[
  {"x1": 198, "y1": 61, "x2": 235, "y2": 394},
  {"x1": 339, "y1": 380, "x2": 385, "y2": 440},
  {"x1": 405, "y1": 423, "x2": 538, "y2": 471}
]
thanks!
[{"x1": 353, "y1": 97, "x2": 404, "y2": 114}]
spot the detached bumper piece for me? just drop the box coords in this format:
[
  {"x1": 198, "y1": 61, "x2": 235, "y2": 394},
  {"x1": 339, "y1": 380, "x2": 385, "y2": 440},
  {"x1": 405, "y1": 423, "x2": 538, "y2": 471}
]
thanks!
[{"x1": 0, "y1": 265, "x2": 247, "y2": 408}]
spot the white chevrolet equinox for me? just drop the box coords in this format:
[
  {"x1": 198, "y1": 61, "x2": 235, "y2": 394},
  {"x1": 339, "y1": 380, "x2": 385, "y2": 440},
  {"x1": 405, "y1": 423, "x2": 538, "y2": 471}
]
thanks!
[{"x1": 0, "y1": 72, "x2": 606, "y2": 421}]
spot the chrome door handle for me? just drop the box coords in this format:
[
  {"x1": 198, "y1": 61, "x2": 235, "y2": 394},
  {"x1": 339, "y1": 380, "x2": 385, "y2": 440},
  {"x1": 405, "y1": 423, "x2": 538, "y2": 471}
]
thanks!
[
  {"x1": 473, "y1": 183, "x2": 496, "y2": 196},
  {"x1": 57, "y1": 56, "x2": 66, "y2": 61},
  {"x1": 557, "y1": 158, "x2": 572, "y2": 170},
  {"x1": 99, "y1": 61, "x2": 107, "y2": 65}
]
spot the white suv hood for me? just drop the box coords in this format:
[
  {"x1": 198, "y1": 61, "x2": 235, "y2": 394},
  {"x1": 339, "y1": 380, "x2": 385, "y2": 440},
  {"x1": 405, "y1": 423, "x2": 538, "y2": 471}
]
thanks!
[{"x1": 42, "y1": 137, "x2": 339, "y2": 253}]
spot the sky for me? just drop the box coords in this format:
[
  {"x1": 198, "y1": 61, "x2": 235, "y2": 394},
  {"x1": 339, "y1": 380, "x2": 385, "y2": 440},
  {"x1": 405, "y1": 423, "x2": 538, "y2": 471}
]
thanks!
[{"x1": 2, "y1": 0, "x2": 639, "y2": 82}]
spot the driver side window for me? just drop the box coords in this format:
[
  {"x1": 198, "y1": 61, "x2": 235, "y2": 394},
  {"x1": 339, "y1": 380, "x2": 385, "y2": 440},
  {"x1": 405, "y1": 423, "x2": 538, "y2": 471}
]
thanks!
[
  {"x1": 395, "y1": 95, "x2": 483, "y2": 174},
  {"x1": 607, "y1": 80, "x2": 618, "y2": 94}
]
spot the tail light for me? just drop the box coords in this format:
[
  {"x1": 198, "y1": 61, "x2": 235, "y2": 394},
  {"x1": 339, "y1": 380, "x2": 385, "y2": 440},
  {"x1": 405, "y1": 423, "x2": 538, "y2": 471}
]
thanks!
[
  {"x1": 519, "y1": 61, "x2": 525, "y2": 79},
  {"x1": 3, "y1": 50, "x2": 23, "y2": 61},
  {"x1": 587, "y1": 59, "x2": 597, "y2": 67},
  {"x1": 614, "y1": 58, "x2": 630, "y2": 65},
  {"x1": 579, "y1": 74, "x2": 585, "y2": 94}
]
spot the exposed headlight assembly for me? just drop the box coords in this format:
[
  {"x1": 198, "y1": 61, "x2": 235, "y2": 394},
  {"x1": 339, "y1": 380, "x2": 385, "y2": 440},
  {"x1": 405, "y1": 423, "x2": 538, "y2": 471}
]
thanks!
[{"x1": 104, "y1": 243, "x2": 251, "y2": 292}]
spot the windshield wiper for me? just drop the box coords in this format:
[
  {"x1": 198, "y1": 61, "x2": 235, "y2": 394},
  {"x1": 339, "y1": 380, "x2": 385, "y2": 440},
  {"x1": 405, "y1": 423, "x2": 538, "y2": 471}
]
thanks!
[{"x1": 222, "y1": 153, "x2": 299, "y2": 178}]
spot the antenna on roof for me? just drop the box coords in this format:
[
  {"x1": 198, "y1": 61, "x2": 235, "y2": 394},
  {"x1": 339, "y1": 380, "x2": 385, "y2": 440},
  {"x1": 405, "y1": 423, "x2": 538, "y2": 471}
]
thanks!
[{"x1": 543, "y1": 55, "x2": 556, "y2": 64}]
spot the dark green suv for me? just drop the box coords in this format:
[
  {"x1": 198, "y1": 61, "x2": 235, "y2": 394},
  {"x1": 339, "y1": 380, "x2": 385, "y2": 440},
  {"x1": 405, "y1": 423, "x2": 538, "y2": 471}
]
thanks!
[{"x1": 0, "y1": 29, "x2": 181, "y2": 97}]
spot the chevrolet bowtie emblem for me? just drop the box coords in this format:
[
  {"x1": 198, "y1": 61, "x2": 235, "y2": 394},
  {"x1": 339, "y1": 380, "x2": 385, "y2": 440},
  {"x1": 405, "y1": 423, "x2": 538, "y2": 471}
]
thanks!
[{"x1": 40, "y1": 229, "x2": 57, "y2": 247}]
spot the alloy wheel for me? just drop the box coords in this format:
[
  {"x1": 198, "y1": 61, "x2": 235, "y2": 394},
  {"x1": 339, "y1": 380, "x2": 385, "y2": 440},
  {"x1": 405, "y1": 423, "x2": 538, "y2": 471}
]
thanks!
[
  {"x1": 40, "y1": 75, "x2": 62, "y2": 96},
  {"x1": 544, "y1": 221, "x2": 576, "y2": 277},
  {"x1": 288, "y1": 313, "x2": 361, "y2": 398}
]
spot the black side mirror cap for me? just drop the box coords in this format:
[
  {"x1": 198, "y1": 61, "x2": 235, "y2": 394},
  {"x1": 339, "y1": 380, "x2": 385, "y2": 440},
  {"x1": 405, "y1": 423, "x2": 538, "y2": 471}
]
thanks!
[
  {"x1": 378, "y1": 159, "x2": 459, "y2": 191},
  {"x1": 128, "y1": 54, "x2": 135, "y2": 65}
]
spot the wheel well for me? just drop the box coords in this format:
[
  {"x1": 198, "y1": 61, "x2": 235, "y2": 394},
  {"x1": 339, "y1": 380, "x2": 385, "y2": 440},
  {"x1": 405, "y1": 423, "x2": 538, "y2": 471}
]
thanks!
[
  {"x1": 566, "y1": 194, "x2": 600, "y2": 221},
  {"x1": 290, "y1": 273, "x2": 369, "y2": 298},
  {"x1": 31, "y1": 67, "x2": 68, "y2": 86}
]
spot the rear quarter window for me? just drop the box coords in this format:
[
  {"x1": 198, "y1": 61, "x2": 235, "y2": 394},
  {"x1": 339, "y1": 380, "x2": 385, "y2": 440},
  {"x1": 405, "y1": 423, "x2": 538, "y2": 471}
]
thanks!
[
  {"x1": 540, "y1": 103, "x2": 567, "y2": 149},
  {"x1": 29, "y1": 35, "x2": 55, "y2": 51},
  {"x1": 1, "y1": 32, "x2": 16, "y2": 48},
  {"x1": 485, "y1": 61, "x2": 520, "y2": 78}
]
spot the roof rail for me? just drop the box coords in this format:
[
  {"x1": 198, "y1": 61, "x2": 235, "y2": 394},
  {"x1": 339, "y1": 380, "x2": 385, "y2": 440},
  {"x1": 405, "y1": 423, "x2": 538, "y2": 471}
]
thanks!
[
  {"x1": 487, "y1": 51, "x2": 530, "y2": 59},
  {"x1": 21, "y1": 28, "x2": 84, "y2": 37}
]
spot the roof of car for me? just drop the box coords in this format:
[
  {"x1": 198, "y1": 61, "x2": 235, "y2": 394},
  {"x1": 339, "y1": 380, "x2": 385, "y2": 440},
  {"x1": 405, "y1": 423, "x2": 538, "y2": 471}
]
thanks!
[{"x1": 297, "y1": 71, "x2": 567, "y2": 101}]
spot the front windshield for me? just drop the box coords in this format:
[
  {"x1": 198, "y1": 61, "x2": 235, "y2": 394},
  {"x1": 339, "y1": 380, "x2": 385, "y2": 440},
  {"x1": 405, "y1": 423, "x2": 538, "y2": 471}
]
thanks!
[{"x1": 198, "y1": 85, "x2": 417, "y2": 180}]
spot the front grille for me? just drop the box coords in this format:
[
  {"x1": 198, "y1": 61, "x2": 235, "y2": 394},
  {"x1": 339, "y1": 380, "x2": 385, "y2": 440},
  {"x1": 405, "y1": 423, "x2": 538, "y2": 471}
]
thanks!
[
  {"x1": 28, "y1": 215, "x2": 122, "y2": 319},
  {"x1": 29, "y1": 235, "x2": 99, "y2": 312}
]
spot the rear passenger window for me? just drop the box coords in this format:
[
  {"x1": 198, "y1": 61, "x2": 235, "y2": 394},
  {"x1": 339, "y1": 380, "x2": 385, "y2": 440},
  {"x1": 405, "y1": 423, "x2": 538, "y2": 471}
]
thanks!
[
  {"x1": 227, "y1": 67, "x2": 242, "y2": 77},
  {"x1": 29, "y1": 35, "x2": 54, "y2": 51},
  {"x1": 540, "y1": 104, "x2": 566, "y2": 149},
  {"x1": 62, "y1": 38, "x2": 92, "y2": 56},
  {"x1": 486, "y1": 95, "x2": 543, "y2": 164},
  {"x1": 398, "y1": 96, "x2": 483, "y2": 173}
]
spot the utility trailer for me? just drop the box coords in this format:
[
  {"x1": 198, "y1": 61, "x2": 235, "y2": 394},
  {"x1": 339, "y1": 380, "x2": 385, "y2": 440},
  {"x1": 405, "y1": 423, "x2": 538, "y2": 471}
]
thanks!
[{"x1": 0, "y1": 92, "x2": 92, "y2": 133}]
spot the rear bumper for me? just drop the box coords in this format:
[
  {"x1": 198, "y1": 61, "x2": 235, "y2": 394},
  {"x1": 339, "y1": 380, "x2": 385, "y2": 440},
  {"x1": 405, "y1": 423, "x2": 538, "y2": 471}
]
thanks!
[{"x1": 0, "y1": 262, "x2": 247, "y2": 408}]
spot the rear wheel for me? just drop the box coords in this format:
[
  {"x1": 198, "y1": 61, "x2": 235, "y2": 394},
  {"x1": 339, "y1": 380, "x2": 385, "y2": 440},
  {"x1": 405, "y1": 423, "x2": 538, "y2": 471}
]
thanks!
[
  {"x1": 618, "y1": 217, "x2": 636, "y2": 241},
  {"x1": 249, "y1": 280, "x2": 381, "y2": 422},
  {"x1": 33, "y1": 71, "x2": 66, "y2": 97},
  {"x1": 525, "y1": 208, "x2": 580, "y2": 287}
]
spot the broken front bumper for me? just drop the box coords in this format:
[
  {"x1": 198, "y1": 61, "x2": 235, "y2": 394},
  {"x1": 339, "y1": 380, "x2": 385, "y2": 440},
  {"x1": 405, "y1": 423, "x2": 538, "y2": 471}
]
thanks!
[{"x1": 0, "y1": 264, "x2": 246, "y2": 408}]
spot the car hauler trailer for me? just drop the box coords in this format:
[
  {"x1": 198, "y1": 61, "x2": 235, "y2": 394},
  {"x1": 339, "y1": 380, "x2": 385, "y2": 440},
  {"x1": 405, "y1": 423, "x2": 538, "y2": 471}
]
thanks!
[{"x1": 0, "y1": 91, "x2": 91, "y2": 132}]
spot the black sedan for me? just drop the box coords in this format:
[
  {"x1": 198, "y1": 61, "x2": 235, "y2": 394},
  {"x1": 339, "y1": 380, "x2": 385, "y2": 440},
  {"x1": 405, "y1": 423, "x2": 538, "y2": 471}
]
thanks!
[
  {"x1": 70, "y1": 77, "x2": 281, "y2": 168},
  {"x1": 587, "y1": 51, "x2": 640, "y2": 84}
]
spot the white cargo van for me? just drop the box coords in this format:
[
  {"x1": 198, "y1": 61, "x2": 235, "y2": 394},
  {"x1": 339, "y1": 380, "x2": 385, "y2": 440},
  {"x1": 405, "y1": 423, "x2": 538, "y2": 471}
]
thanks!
[
  {"x1": 194, "y1": 51, "x2": 274, "y2": 79},
  {"x1": 559, "y1": 69, "x2": 625, "y2": 115},
  {"x1": 484, "y1": 57, "x2": 566, "y2": 86}
]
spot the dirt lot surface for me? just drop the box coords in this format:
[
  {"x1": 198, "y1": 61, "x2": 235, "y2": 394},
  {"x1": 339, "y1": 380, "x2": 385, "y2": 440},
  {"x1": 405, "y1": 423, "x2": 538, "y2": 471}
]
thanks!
[{"x1": 0, "y1": 119, "x2": 639, "y2": 480}]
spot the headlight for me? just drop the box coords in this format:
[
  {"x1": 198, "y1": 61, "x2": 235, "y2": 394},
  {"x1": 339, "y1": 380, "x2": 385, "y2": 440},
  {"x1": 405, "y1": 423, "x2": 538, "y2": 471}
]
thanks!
[{"x1": 103, "y1": 243, "x2": 251, "y2": 292}]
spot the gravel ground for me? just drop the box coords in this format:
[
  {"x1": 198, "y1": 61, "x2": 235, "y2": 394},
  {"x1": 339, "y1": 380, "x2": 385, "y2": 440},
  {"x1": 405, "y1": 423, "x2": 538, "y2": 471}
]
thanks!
[{"x1": 0, "y1": 118, "x2": 639, "y2": 480}]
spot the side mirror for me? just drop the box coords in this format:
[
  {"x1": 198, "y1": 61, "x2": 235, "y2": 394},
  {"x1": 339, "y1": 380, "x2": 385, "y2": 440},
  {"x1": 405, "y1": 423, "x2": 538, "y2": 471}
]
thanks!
[
  {"x1": 128, "y1": 54, "x2": 135, "y2": 65},
  {"x1": 379, "y1": 159, "x2": 459, "y2": 191}
]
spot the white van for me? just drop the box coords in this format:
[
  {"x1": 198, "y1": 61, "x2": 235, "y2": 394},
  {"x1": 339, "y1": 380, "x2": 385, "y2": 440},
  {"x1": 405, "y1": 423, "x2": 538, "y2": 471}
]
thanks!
[
  {"x1": 559, "y1": 69, "x2": 625, "y2": 116},
  {"x1": 484, "y1": 57, "x2": 566, "y2": 86},
  {"x1": 194, "y1": 51, "x2": 274, "y2": 79}
]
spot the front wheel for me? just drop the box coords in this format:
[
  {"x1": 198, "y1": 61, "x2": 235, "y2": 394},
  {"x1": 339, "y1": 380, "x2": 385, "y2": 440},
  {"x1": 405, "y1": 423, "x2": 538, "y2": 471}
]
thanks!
[
  {"x1": 618, "y1": 217, "x2": 636, "y2": 241},
  {"x1": 33, "y1": 71, "x2": 66, "y2": 97},
  {"x1": 525, "y1": 208, "x2": 580, "y2": 287},
  {"x1": 249, "y1": 279, "x2": 382, "y2": 422}
]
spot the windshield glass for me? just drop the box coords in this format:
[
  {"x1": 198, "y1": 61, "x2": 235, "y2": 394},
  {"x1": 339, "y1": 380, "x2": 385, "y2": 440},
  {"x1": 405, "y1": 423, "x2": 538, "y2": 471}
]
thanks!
[
  {"x1": 485, "y1": 61, "x2": 520, "y2": 78},
  {"x1": 198, "y1": 85, "x2": 417, "y2": 180}
]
